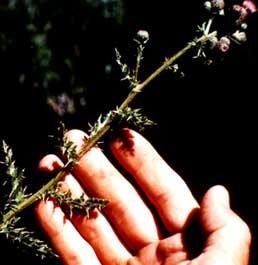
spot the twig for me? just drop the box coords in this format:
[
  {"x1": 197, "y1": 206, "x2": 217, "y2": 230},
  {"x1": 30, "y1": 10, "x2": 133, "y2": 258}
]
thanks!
[{"x1": 0, "y1": 30, "x2": 217, "y2": 229}]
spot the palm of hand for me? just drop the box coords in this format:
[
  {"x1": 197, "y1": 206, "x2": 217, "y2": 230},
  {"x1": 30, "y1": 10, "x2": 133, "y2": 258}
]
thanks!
[
  {"x1": 127, "y1": 231, "x2": 195, "y2": 265},
  {"x1": 35, "y1": 129, "x2": 250, "y2": 265}
]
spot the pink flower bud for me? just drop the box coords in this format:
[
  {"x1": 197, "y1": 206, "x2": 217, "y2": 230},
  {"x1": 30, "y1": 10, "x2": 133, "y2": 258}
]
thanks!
[
  {"x1": 242, "y1": 0, "x2": 257, "y2": 13},
  {"x1": 233, "y1": 1, "x2": 257, "y2": 22},
  {"x1": 217, "y1": 37, "x2": 230, "y2": 52},
  {"x1": 233, "y1": 4, "x2": 242, "y2": 12},
  {"x1": 233, "y1": 5, "x2": 248, "y2": 22},
  {"x1": 240, "y1": 7, "x2": 249, "y2": 21}
]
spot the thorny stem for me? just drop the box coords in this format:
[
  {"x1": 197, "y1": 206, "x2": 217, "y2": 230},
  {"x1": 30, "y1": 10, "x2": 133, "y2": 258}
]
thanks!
[
  {"x1": 0, "y1": 170, "x2": 65, "y2": 230},
  {"x1": 135, "y1": 45, "x2": 143, "y2": 82},
  {"x1": 119, "y1": 31, "x2": 216, "y2": 109},
  {"x1": 0, "y1": 31, "x2": 217, "y2": 229}
]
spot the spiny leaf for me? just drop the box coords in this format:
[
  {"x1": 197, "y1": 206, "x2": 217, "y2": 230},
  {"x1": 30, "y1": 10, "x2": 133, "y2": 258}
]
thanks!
[
  {"x1": 111, "y1": 107, "x2": 156, "y2": 132},
  {"x1": 115, "y1": 48, "x2": 136, "y2": 86},
  {"x1": 49, "y1": 122, "x2": 78, "y2": 168},
  {"x1": 0, "y1": 217, "x2": 58, "y2": 261},
  {"x1": 0, "y1": 141, "x2": 30, "y2": 213}
]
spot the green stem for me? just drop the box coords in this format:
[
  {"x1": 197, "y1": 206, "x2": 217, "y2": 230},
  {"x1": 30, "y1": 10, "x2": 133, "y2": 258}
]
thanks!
[
  {"x1": 119, "y1": 31, "x2": 217, "y2": 109},
  {"x1": 0, "y1": 31, "x2": 216, "y2": 229},
  {"x1": 134, "y1": 45, "x2": 143, "y2": 82},
  {"x1": 0, "y1": 170, "x2": 65, "y2": 229}
]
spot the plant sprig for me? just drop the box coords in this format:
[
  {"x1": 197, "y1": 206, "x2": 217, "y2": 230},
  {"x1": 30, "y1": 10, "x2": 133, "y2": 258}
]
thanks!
[
  {"x1": 1, "y1": 141, "x2": 30, "y2": 214},
  {"x1": 0, "y1": 142, "x2": 58, "y2": 261},
  {"x1": 46, "y1": 184, "x2": 109, "y2": 218},
  {"x1": 0, "y1": 217, "x2": 58, "y2": 261},
  {"x1": 110, "y1": 107, "x2": 156, "y2": 132},
  {"x1": 0, "y1": 0, "x2": 254, "y2": 262},
  {"x1": 0, "y1": 30, "x2": 217, "y2": 234}
]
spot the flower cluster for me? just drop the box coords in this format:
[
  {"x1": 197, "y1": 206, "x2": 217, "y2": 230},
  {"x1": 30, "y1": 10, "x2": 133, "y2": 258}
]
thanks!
[
  {"x1": 201, "y1": 0, "x2": 257, "y2": 58},
  {"x1": 233, "y1": 0, "x2": 257, "y2": 24}
]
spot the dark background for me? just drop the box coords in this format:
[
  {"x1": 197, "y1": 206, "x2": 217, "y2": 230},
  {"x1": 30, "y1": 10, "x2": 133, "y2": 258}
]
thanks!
[{"x1": 0, "y1": 0, "x2": 257, "y2": 264}]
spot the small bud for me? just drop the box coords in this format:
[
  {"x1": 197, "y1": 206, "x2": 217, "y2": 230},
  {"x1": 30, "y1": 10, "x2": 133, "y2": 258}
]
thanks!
[
  {"x1": 233, "y1": 4, "x2": 242, "y2": 13},
  {"x1": 220, "y1": 36, "x2": 230, "y2": 45},
  {"x1": 240, "y1": 7, "x2": 249, "y2": 21},
  {"x1": 136, "y1": 30, "x2": 149, "y2": 44},
  {"x1": 232, "y1": 30, "x2": 247, "y2": 42},
  {"x1": 209, "y1": 35, "x2": 219, "y2": 49},
  {"x1": 218, "y1": 9, "x2": 225, "y2": 15},
  {"x1": 217, "y1": 36, "x2": 230, "y2": 52},
  {"x1": 241, "y1": 23, "x2": 248, "y2": 30},
  {"x1": 204, "y1": 1, "x2": 212, "y2": 11},
  {"x1": 211, "y1": 0, "x2": 225, "y2": 10},
  {"x1": 233, "y1": 5, "x2": 249, "y2": 22}
]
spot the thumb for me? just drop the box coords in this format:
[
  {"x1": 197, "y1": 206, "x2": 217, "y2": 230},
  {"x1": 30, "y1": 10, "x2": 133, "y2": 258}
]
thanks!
[{"x1": 200, "y1": 185, "x2": 251, "y2": 265}]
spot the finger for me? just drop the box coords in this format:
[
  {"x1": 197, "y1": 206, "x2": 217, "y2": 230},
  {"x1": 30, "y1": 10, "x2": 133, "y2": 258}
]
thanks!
[
  {"x1": 35, "y1": 199, "x2": 101, "y2": 265},
  {"x1": 110, "y1": 129, "x2": 199, "y2": 233},
  {"x1": 199, "y1": 185, "x2": 251, "y2": 265},
  {"x1": 66, "y1": 129, "x2": 160, "y2": 252},
  {"x1": 38, "y1": 155, "x2": 131, "y2": 265}
]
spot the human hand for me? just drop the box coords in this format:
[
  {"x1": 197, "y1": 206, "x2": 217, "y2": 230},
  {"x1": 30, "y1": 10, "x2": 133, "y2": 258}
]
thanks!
[{"x1": 35, "y1": 129, "x2": 251, "y2": 265}]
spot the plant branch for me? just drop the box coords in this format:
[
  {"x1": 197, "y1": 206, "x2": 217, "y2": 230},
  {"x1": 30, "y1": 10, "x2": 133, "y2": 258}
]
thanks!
[
  {"x1": 79, "y1": 31, "x2": 216, "y2": 156},
  {"x1": 0, "y1": 170, "x2": 65, "y2": 230},
  {"x1": 119, "y1": 31, "x2": 217, "y2": 109},
  {"x1": 134, "y1": 43, "x2": 144, "y2": 82},
  {"x1": 0, "y1": 30, "x2": 216, "y2": 229}
]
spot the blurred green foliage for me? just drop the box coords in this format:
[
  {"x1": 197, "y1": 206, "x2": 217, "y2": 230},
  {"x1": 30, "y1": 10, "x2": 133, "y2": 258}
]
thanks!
[{"x1": 0, "y1": 0, "x2": 125, "y2": 118}]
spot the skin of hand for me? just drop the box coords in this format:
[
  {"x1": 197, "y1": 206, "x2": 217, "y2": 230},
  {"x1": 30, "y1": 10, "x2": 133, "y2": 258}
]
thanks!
[{"x1": 34, "y1": 128, "x2": 251, "y2": 265}]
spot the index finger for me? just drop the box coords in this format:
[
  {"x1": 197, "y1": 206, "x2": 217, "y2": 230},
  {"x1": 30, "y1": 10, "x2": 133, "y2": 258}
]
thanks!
[{"x1": 110, "y1": 129, "x2": 199, "y2": 233}]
